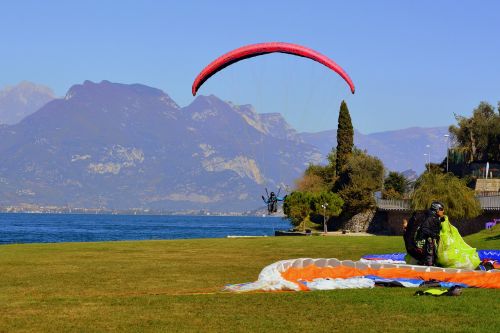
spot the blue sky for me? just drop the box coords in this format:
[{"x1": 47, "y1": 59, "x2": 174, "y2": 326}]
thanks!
[{"x1": 1, "y1": 1, "x2": 499, "y2": 133}]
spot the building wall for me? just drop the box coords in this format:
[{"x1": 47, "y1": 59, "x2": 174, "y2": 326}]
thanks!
[
  {"x1": 475, "y1": 179, "x2": 500, "y2": 193},
  {"x1": 369, "y1": 209, "x2": 499, "y2": 236},
  {"x1": 453, "y1": 211, "x2": 499, "y2": 235}
]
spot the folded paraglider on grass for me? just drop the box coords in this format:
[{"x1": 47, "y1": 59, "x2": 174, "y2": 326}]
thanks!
[{"x1": 224, "y1": 255, "x2": 500, "y2": 293}]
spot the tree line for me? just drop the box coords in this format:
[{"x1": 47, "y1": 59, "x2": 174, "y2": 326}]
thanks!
[{"x1": 284, "y1": 100, "x2": 500, "y2": 231}]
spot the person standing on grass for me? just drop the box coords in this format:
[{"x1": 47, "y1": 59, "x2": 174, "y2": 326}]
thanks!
[
  {"x1": 419, "y1": 201, "x2": 445, "y2": 266},
  {"x1": 404, "y1": 201, "x2": 445, "y2": 266}
]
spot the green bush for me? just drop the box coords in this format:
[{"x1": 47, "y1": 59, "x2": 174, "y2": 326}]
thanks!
[
  {"x1": 284, "y1": 191, "x2": 344, "y2": 231},
  {"x1": 411, "y1": 171, "x2": 481, "y2": 220}
]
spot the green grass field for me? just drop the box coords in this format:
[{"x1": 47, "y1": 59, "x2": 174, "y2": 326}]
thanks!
[{"x1": 0, "y1": 225, "x2": 499, "y2": 332}]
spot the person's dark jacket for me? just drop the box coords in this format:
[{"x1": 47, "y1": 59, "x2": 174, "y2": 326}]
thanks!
[{"x1": 419, "y1": 210, "x2": 442, "y2": 240}]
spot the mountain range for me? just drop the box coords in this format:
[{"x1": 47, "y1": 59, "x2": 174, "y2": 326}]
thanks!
[
  {"x1": 301, "y1": 127, "x2": 449, "y2": 175},
  {"x1": 0, "y1": 81, "x2": 54, "y2": 125},
  {"x1": 0, "y1": 81, "x2": 448, "y2": 211},
  {"x1": 0, "y1": 81, "x2": 321, "y2": 211}
]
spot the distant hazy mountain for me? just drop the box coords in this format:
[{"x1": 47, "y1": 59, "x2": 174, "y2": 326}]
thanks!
[
  {"x1": 0, "y1": 80, "x2": 321, "y2": 211},
  {"x1": 0, "y1": 81, "x2": 55, "y2": 125},
  {"x1": 301, "y1": 126, "x2": 449, "y2": 173},
  {"x1": 0, "y1": 80, "x2": 452, "y2": 211}
]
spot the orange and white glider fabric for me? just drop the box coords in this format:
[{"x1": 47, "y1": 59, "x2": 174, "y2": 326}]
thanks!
[{"x1": 224, "y1": 258, "x2": 500, "y2": 292}]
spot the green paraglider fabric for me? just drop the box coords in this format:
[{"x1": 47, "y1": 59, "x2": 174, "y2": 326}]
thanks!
[
  {"x1": 437, "y1": 216, "x2": 481, "y2": 269},
  {"x1": 414, "y1": 288, "x2": 448, "y2": 296},
  {"x1": 414, "y1": 285, "x2": 463, "y2": 296}
]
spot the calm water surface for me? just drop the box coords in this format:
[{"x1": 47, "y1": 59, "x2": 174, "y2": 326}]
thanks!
[{"x1": 0, "y1": 213, "x2": 291, "y2": 245}]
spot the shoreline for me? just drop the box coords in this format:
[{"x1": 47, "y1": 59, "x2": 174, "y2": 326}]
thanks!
[{"x1": 322, "y1": 231, "x2": 375, "y2": 236}]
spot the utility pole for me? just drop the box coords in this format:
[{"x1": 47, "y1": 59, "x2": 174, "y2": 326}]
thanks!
[
  {"x1": 444, "y1": 134, "x2": 450, "y2": 173},
  {"x1": 426, "y1": 144, "x2": 431, "y2": 167}
]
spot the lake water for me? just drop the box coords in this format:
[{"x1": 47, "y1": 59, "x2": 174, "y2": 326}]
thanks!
[{"x1": 0, "y1": 213, "x2": 291, "y2": 245}]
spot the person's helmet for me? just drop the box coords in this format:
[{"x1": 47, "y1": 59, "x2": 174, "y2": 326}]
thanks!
[
  {"x1": 270, "y1": 192, "x2": 275, "y2": 196},
  {"x1": 430, "y1": 201, "x2": 444, "y2": 213}
]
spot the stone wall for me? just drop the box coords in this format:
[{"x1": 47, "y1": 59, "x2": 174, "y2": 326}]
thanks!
[{"x1": 342, "y1": 209, "x2": 376, "y2": 233}]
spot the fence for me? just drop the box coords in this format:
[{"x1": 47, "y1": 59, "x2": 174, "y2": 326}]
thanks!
[
  {"x1": 375, "y1": 198, "x2": 411, "y2": 210},
  {"x1": 477, "y1": 195, "x2": 500, "y2": 210},
  {"x1": 376, "y1": 195, "x2": 500, "y2": 211}
]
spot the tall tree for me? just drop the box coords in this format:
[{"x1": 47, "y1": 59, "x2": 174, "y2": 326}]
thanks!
[
  {"x1": 295, "y1": 172, "x2": 328, "y2": 194},
  {"x1": 294, "y1": 150, "x2": 337, "y2": 193},
  {"x1": 449, "y1": 101, "x2": 500, "y2": 163},
  {"x1": 335, "y1": 100, "x2": 354, "y2": 178},
  {"x1": 383, "y1": 171, "x2": 410, "y2": 199},
  {"x1": 338, "y1": 150, "x2": 384, "y2": 217}
]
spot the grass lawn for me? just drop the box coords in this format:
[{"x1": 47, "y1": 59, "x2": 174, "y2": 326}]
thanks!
[{"x1": 0, "y1": 225, "x2": 498, "y2": 332}]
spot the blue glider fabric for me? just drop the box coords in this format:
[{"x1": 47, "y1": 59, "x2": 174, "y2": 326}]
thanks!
[
  {"x1": 438, "y1": 281, "x2": 468, "y2": 288},
  {"x1": 362, "y1": 250, "x2": 500, "y2": 262},
  {"x1": 362, "y1": 253, "x2": 406, "y2": 261},
  {"x1": 364, "y1": 275, "x2": 423, "y2": 288},
  {"x1": 478, "y1": 250, "x2": 500, "y2": 261}
]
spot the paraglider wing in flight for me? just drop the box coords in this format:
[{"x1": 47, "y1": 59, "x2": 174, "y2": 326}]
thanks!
[{"x1": 192, "y1": 42, "x2": 355, "y2": 96}]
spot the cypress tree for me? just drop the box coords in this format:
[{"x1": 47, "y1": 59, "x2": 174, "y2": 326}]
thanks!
[{"x1": 335, "y1": 100, "x2": 354, "y2": 177}]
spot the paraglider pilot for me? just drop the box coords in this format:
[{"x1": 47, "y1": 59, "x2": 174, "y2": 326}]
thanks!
[
  {"x1": 420, "y1": 201, "x2": 446, "y2": 266},
  {"x1": 406, "y1": 201, "x2": 445, "y2": 266},
  {"x1": 262, "y1": 190, "x2": 287, "y2": 214}
]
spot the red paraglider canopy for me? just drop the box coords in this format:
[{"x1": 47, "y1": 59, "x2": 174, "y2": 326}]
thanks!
[{"x1": 192, "y1": 42, "x2": 355, "y2": 96}]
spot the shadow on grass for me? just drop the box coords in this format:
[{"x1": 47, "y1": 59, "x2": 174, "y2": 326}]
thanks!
[{"x1": 485, "y1": 234, "x2": 500, "y2": 241}]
